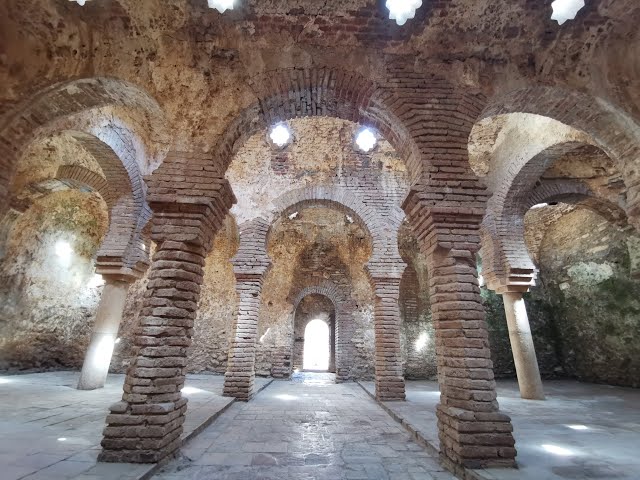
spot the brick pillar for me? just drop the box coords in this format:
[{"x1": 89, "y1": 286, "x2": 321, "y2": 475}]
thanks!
[
  {"x1": 372, "y1": 277, "x2": 406, "y2": 401},
  {"x1": 223, "y1": 274, "x2": 264, "y2": 400},
  {"x1": 404, "y1": 188, "x2": 516, "y2": 470},
  {"x1": 99, "y1": 180, "x2": 234, "y2": 463},
  {"x1": 223, "y1": 218, "x2": 270, "y2": 401}
]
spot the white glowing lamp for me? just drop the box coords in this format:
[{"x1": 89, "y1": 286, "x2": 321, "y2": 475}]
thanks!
[
  {"x1": 355, "y1": 128, "x2": 377, "y2": 152},
  {"x1": 386, "y1": 0, "x2": 422, "y2": 26},
  {"x1": 551, "y1": 0, "x2": 585, "y2": 25},
  {"x1": 208, "y1": 0, "x2": 235, "y2": 14},
  {"x1": 69, "y1": 0, "x2": 91, "y2": 5}
]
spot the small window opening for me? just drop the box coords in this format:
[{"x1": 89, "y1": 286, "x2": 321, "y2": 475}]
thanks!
[
  {"x1": 386, "y1": 0, "x2": 423, "y2": 26},
  {"x1": 208, "y1": 0, "x2": 235, "y2": 13},
  {"x1": 551, "y1": 0, "x2": 585, "y2": 25},
  {"x1": 355, "y1": 128, "x2": 377, "y2": 152}
]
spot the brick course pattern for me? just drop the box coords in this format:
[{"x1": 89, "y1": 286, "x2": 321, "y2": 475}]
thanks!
[
  {"x1": 99, "y1": 170, "x2": 235, "y2": 463},
  {"x1": 223, "y1": 218, "x2": 271, "y2": 401},
  {"x1": 0, "y1": 77, "x2": 167, "y2": 278}
]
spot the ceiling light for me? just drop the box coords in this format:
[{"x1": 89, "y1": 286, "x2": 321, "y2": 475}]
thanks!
[
  {"x1": 355, "y1": 128, "x2": 377, "y2": 152},
  {"x1": 386, "y1": 0, "x2": 422, "y2": 26},
  {"x1": 208, "y1": 0, "x2": 235, "y2": 13},
  {"x1": 551, "y1": 0, "x2": 585, "y2": 25},
  {"x1": 269, "y1": 124, "x2": 292, "y2": 148},
  {"x1": 69, "y1": 0, "x2": 90, "y2": 4}
]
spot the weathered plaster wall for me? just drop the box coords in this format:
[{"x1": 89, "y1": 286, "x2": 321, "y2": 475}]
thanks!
[
  {"x1": 535, "y1": 208, "x2": 640, "y2": 387},
  {"x1": 0, "y1": 190, "x2": 108, "y2": 370}
]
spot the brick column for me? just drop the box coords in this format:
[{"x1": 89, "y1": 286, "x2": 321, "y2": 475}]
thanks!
[
  {"x1": 77, "y1": 275, "x2": 136, "y2": 390},
  {"x1": 99, "y1": 179, "x2": 234, "y2": 463},
  {"x1": 404, "y1": 188, "x2": 516, "y2": 471},
  {"x1": 371, "y1": 277, "x2": 406, "y2": 401},
  {"x1": 223, "y1": 274, "x2": 264, "y2": 400},
  {"x1": 223, "y1": 218, "x2": 270, "y2": 401}
]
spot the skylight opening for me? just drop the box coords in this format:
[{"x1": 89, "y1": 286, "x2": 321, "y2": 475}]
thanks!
[
  {"x1": 386, "y1": 0, "x2": 423, "y2": 26},
  {"x1": 269, "y1": 124, "x2": 292, "y2": 148},
  {"x1": 551, "y1": 0, "x2": 585, "y2": 25},
  {"x1": 355, "y1": 128, "x2": 377, "y2": 152},
  {"x1": 208, "y1": 0, "x2": 235, "y2": 14}
]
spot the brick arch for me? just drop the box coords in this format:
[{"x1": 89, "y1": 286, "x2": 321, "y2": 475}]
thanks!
[
  {"x1": 0, "y1": 77, "x2": 167, "y2": 275},
  {"x1": 212, "y1": 67, "x2": 421, "y2": 183},
  {"x1": 10, "y1": 165, "x2": 112, "y2": 213},
  {"x1": 482, "y1": 141, "x2": 592, "y2": 292},
  {"x1": 482, "y1": 138, "x2": 631, "y2": 292},
  {"x1": 269, "y1": 185, "x2": 405, "y2": 279},
  {"x1": 290, "y1": 280, "x2": 356, "y2": 382},
  {"x1": 0, "y1": 76, "x2": 167, "y2": 217},
  {"x1": 478, "y1": 86, "x2": 640, "y2": 226},
  {"x1": 525, "y1": 179, "x2": 628, "y2": 227}
]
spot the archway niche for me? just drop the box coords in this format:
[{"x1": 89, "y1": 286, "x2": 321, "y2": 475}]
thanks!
[{"x1": 294, "y1": 294, "x2": 336, "y2": 373}]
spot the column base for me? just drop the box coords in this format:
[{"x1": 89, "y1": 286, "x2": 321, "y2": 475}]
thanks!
[
  {"x1": 437, "y1": 404, "x2": 517, "y2": 469},
  {"x1": 375, "y1": 376, "x2": 406, "y2": 401}
]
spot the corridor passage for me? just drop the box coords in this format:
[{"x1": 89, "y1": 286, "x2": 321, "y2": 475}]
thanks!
[{"x1": 154, "y1": 375, "x2": 454, "y2": 480}]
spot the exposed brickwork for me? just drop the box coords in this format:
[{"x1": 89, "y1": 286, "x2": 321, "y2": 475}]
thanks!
[
  {"x1": 479, "y1": 86, "x2": 640, "y2": 230},
  {"x1": 404, "y1": 188, "x2": 516, "y2": 470},
  {"x1": 223, "y1": 218, "x2": 270, "y2": 401},
  {"x1": 372, "y1": 277, "x2": 406, "y2": 401},
  {"x1": 99, "y1": 175, "x2": 235, "y2": 464},
  {"x1": 290, "y1": 281, "x2": 354, "y2": 382}
]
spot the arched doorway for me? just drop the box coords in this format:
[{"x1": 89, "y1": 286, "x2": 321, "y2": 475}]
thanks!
[
  {"x1": 293, "y1": 293, "x2": 336, "y2": 375},
  {"x1": 303, "y1": 319, "x2": 330, "y2": 371}
]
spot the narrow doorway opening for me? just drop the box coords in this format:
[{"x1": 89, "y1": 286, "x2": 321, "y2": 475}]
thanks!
[{"x1": 303, "y1": 319, "x2": 330, "y2": 371}]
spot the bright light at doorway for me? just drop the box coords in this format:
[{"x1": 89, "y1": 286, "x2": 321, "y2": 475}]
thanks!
[
  {"x1": 355, "y1": 128, "x2": 377, "y2": 152},
  {"x1": 386, "y1": 0, "x2": 422, "y2": 26},
  {"x1": 303, "y1": 319, "x2": 329, "y2": 371},
  {"x1": 269, "y1": 124, "x2": 292, "y2": 148},
  {"x1": 87, "y1": 273, "x2": 105, "y2": 289},
  {"x1": 414, "y1": 332, "x2": 429, "y2": 352},
  {"x1": 69, "y1": 0, "x2": 91, "y2": 5},
  {"x1": 55, "y1": 240, "x2": 73, "y2": 263},
  {"x1": 208, "y1": 0, "x2": 235, "y2": 13},
  {"x1": 551, "y1": 0, "x2": 585, "y2": 25}
]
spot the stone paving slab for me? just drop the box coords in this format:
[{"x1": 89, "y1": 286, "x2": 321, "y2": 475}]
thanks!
[
  {"x1": 153, "y1": 375, "x2": 456, "y2": 480},
  {"x1": 359, "y1": 379, "x2": 640, "y2": 480},
  {"x1": 0, "y1": 371, "x2": 271, "y2": 480}
]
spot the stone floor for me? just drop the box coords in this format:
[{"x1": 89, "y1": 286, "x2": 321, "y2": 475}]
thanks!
[
  {"x1": 0, "y1": 371, "x2": 270, "y2": 480},
  {"x1": 153, "y1": 373, "x2": 455, "y2": 480},
  {"x1": 359, "y1": 379, "x2": 640, "y2": 480}
]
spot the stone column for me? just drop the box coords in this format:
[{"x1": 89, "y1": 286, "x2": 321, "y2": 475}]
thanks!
[
  {"x1": 223, "y1": 218, "x2": 270, "y2": 401},
  {"x1": 404, "y1": 188, "x2": 516, "y2": 471},
  {"x1": 77, "y1": 276, "x2": 133, "y2": 390},
  {"x1": 223, "y1": 274, "x2": 263, "y2": 401},
  {"x1": 502, "y1": 292, "x2": 545, "y2": 400},
  {"x1": 372, "y1": 277, "x2": 406, "y2": 401},
  {"x1": 99, "y1": 179, "x2": 234, "y2": 463}
]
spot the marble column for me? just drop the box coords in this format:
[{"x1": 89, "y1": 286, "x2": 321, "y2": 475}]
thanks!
[
  {"x1": 77, "y1": 276, "x2": 132, "y2": 390},
  {"x1": 502, "y1": 292, "x2": 545, "y2": 400}
]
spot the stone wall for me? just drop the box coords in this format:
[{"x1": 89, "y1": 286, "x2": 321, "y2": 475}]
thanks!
[
  {"x1": 0, "y1": 190, "x2": 109, "y2": 370},
  {"x1": 534, "y1": 208, "x2": 640, "y2": 387}
]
